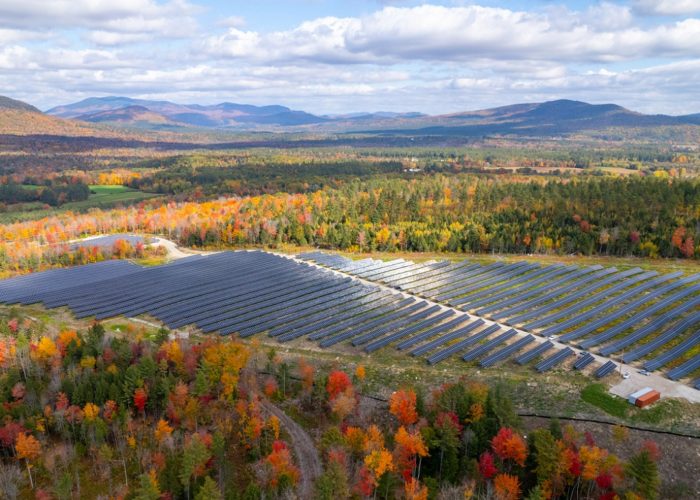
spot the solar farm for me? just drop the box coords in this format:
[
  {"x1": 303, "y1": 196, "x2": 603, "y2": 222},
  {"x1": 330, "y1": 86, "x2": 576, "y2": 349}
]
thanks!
[{"x1": 1, "y1": 249, "x2": 699, "y2": 391}]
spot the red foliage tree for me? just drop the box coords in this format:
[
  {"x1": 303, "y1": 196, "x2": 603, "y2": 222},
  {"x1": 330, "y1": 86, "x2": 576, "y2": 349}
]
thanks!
[
  {"x1": 133, "y1": 388, "x2": 148, "y2": 413},
  {"x1": 478, "y1": 451, "x2": 498, "y2": 480},
  {"x1": 326, "y1": 370, "x2": 352, "y2": 400}
]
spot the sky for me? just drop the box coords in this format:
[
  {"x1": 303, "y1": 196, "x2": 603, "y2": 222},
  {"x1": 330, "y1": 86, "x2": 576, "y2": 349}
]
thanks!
[{"x1": 1, "y1": 0, "x2": 699, "y2": 115}]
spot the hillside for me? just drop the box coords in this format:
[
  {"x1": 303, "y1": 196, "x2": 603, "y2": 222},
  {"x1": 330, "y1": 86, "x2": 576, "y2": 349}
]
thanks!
[
  {"x1": 352, "y1": 99, "x2": 699, "y2": 136},
  {"x1": 0, "y1": 95, "x2": 203, "y2": 141},
  {"x1": 75, "y1": 105, "x2": 182, "y2": 128},
  {"x1": 48, "y1": 96, "x2": 327, "y2": 128},
  {"x1": 0, "y1": 95, "x2": 41, "y2": 113}
]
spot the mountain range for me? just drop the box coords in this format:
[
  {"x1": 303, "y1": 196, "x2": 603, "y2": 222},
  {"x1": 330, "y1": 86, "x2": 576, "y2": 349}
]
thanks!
[
  {"x1": 0, "y1": 94, "x2": 699, "y2": 138},
  {"x1": 46, "y1": 96, "x2": 431, "y2": 129}
]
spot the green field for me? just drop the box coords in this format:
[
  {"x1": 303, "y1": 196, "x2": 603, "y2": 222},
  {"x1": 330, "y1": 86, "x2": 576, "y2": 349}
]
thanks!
[
  {"x1": 0, "y1": 185, "x2": 159, "y2": 223},
  {"x1": 64, "y1": 185, "x2": 157, "y2": 209}
]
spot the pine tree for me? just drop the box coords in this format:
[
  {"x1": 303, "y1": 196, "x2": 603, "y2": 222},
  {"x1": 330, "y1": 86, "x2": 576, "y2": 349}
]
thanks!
[
  {"x1": 626, "y1": 449, "x2": 660, "y2": 500},
  {"x1": 194, "y1": 476, "x2": 223, "y2": 500},
  {"x1": 133, "y1": 471, "x2": 161, "y2": 500}
]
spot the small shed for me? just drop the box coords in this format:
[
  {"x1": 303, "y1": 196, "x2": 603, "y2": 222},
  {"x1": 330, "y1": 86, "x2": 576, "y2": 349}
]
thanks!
[
  {"x1": 627, "y1": 387, "x2": 660, "y2": 408},
  {"x1": 635, "y1": 390, "x2": 661, "y2": 408},
  {"x1": 628, "y1": 387, "x2": 653, "y2": 405}
]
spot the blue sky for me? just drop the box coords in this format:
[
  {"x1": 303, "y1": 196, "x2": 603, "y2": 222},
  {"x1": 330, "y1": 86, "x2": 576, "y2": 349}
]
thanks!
[{"x1": 1, "y1": 0, "x2": 699, "y2": 114}]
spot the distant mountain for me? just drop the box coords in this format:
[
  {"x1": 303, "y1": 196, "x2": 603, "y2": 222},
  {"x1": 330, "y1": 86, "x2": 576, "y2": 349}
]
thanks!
[
  {"x1": 0, "y1": 95, "x2": 41, "y2": 113},
  {"x1": 325, "y1": 111, "x2": 426, "y2": 121},
  {"x1": 354, "y1": 99, "x2": 700, "y2": 136},
  {"x1": 0, "y1": 95, "x2": 166, "y2": 138},
  {"x1": 47, "y1": 96, "x2": 328, "y2": 128},
  {"x1": 30, "y1": 95, "x2": 700, "y2": 137},
  {"x1": 681, "y1": 113, "x2": 700, "y2": 125},
  {"x1": 75, "y1": 105, "x2": 180, "y2": 128},
  {"x1": 0, "y1": 95, "x2": 103, "y2": 136}
]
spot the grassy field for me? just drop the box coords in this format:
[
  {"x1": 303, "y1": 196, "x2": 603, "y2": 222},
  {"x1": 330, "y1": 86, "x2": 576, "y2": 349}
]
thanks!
[
  {"x1": 66, "y1": 185, "x2": 157, "y2": 209},
  {"x1": 0, "y1": 185, "x2": 159, "y2": 223},
  {"x1": 581, "y1": 383, "x2": 630, "y2": 418}
]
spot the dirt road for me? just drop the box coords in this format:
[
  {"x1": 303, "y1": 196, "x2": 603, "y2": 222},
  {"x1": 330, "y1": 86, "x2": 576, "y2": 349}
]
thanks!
[{"x1": 259, "y1": 398, "x2": 322, "y2": 499}]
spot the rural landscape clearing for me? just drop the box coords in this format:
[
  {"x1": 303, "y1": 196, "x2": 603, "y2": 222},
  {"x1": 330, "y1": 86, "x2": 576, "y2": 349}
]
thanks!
[{"x1": 1, "y1": 1, "x2": 699, "y2": 499}]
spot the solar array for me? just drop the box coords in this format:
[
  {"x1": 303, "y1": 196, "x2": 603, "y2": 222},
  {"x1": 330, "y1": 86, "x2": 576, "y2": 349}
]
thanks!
[
  {"x1": 300, "y1": 251, "x2": 700, "y2": 386},
  {"x1": 69, "y1": 234, "x2": 146, "y2": 250},
  {"x1": 2, "y1": 248, "x2": 698, "y2": 387}
]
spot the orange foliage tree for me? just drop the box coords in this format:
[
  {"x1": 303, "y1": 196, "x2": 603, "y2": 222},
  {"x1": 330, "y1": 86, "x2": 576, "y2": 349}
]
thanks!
[
  {"x1": 493, "y1": 473, "x2": 521, "y2": 500},
  {"x1": 389, "y1": 389, "x2": 418, "y2": 426},
  {"x1": 491, "y1": 427, "x2": 527, "y2": 467},
  {"x1": 15, "y1": 432, "x2": 41, "y2": 489}
]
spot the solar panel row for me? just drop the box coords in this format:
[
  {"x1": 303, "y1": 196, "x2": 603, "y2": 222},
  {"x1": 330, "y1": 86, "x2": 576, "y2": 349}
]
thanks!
[
  {"x1": 4, "y1": 249, "x2": 698, "y2": 389},
  {"x1": 301, "y1": 251, "x2": 699, "y2": 388}
]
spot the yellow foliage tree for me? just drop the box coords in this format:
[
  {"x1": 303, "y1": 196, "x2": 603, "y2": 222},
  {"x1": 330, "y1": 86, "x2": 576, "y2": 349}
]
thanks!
[
  {"x1": 83, "y1": 403, "x2": 100, "y2": 422},
  {"x1": 364, "y1": 449, "x2": 395, "y2": 486},
  {"x1": 154, "y1": 419, "x2": 174, "y2": 444},
  {"x1": 34, "y1": 337, "x2": 58, "y2": 362}
]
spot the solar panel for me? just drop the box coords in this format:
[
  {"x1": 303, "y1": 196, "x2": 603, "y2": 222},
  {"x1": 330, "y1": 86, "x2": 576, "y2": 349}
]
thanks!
[
  {"x1": 514, "y1": 341, "x2": 554, "y2": 365},
  {"x1": 468, "y1": 264, "x2": 576, "y2": 311},
  {"x1": 535, "y1": 348, "x2": 574, "y2": 372},
  {"x1": 622, "y1": 312, "x2": 700, "y2": 364},
  {"x1": 595, "y1": 360, "x2": 617, "y2": 378},
  {"x1": 493, "y1": 266, "x2": 616, "y2": 321},
  {"x1": 425, "y1": 323, "x2": 500, "y2": 365},
  {"x1": 573, "y1": 353, "x2": 595, "y2": 370},
  {"x1": 352, "y1": 305, "x2": 442, "y2": 347},
  {"x1": 539, "y1": 272, "x2": 680, "y2": 338},
  {"x1": 396, "y1": 315, "x2": 472, "y2": 350},
  {"x1": 523, "y1": 269, "x2": 655, "y2": 330},
  {"x1": 364, "y1": 309, "x2": 455, "y2": 353},
  {"x1": 449, "y1": 264, "x2": 544, "y2": 307},
  {"x1": 461, "y1": 329, "x2": 516, "y2": 362},
  {"x1": 409, "y1": 319, "x2": 485, "y2": 356},
  {"x1": 480, "y1": 335, "x2": 535, "y2": 367},
  {"x1": 579, "y1": 283, "x2": 700, "y2": 350},
  {"x1": 562, "y1": 276, "x2": 700, "y2": 343},
  {"x1": 667, "y1": 354, "x2": 700, "y2": 380},
  {"x1": 643, "y1": 328, "x2": 700, "y2": 371}
]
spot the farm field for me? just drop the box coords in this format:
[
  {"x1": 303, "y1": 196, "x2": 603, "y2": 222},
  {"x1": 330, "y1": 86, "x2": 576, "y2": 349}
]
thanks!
[{"x1": 0, "y1": 185, "x2": 159, "y2": 223}]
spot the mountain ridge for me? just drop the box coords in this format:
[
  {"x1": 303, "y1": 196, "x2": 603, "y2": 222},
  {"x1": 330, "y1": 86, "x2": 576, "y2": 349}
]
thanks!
[{"x1": 2, "y1": 94, "x2": 699, "y2": 137}]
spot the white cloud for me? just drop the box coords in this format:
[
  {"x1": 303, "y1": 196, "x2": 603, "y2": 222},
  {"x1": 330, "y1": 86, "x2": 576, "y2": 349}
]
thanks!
[
  {"x1": 633, "y1": 0, "x2": 700, "y2": 16},
  {"x1": 200, "y1": 5, "x2": 700, "y2": 64},
  {"x1": 85, "y1": 31, "x2": 153, "y2": 46},
  {"x1": 0, "y1": 0, "x2": 198, "y2": 44},
  {"x1": 217, "y1": 16, "x2": 246, "y2": 28},
  {"x1": 1, "y1": 1, "x2": 700, "y2": 116}
]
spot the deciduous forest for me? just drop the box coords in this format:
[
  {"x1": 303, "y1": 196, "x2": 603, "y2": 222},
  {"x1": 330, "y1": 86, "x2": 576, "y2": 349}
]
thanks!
[
  {"x1": 0, "y1": 316, "x2": 663, "y2": 499},
  {"x1": 1, "y1": 174, "x2": 698, "y2": 274}
]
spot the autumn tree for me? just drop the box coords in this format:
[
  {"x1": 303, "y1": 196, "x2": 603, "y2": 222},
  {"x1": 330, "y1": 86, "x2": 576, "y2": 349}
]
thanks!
[
  {"x1": 15, "y1": 432, "x2": 41, "y2": 489},
  {"x1": 493, "y1": 473, "x2": 520, "y2": 500},
  {"x1": 389, "y1": 389, "x2": 418, "y2": 426},
  {"x1": 393, "y1": 426, "x2": 428, "y2": 481},
  {"x1": 265, "y1": 440, "x2": 300, "y2": 493},
  {"x1": 491, "y1": 427, "x2": 527, "y2": 468},
  {"x1": 326, "y1": 370, "x2": 352, "y2": 401}
]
